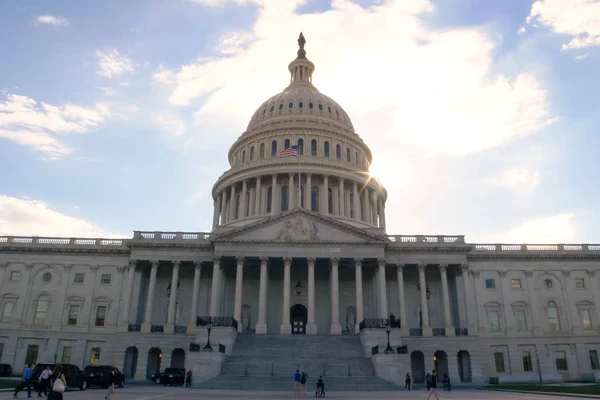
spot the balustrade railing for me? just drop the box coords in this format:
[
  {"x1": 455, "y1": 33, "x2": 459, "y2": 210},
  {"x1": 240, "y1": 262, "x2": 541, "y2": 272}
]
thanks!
[
  {"x1": 0, "y1": 236, "x2": 125, "y2": 246},
  {"x1": 387, "y1": 235, "x2": 465, "y2": 244},
  {"x1": 409, "y1": 328, "x2": 423, "y2": 337},
  {"x1": 358, "y1": 318, "x2": 401, "y2": 331},
  {"x1": 474, "y1": 243, "x2": 600, "y2": 252},
  {"x1": 133, "y1": 231, "x2": 211, "y2": 241},
  {"x1": 455, "y1": 328, "x2": 469, "y2": 336},
  {"x1": 196, "y1": 316, "x2": 238, "y2": 330},
  {"x1": 127, "y1": 324, "x2": 141, "y2": 332},
  {"x1": 150, "y1": 325, "x2": 164, "y2": 333},
  {"x1": 432, "y1": 328, "x2": 446, "y2": 336},
  {"x1": 174, "y1": 326, "x2": 188, "y2": 334}
]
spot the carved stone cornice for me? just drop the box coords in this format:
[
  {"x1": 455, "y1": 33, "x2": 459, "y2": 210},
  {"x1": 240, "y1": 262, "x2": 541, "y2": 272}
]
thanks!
[
  {"x1": 150, "y1": 260, "x2": 159, "y2": 268},
  {"x1": 129, "y1": 260, "x2": 137, "y2": 269},
  {"x1": 259, "y1": 256, "x2": 269, "y2": 265},
  {"x1": 283, "y1": 257, "x2": 292, "y2": 266},
  {"x1": 418, "y1": 264, "x2": 426, "y2": 272},
  {"x1": 438, "y1": 264, "x2": 448, "y2": 273},
  {"x1": 194, "y1": 261, "x2": 203, "y2": 269},
  {"x1": 377, "y1": 258, "x2": 386, "y2": 267},
  {"x1": 172, "y1": 260, "x2": 181, "y2": 269},
  {"x1": 330, "y1": 257, "x2": 340, "y2": 266},
  {"x1": 354, "y1": 258, "x2": 362, "y2": 267},
  {"x1": 307, "y1": 257, "x2": 316, "y2": 266},
  {"x1": 212, "y1": 256, "x2": 221, "y2": 265},
  {"x1": 562, "y1": 270, "x2": 571, "y2": 278},
  {"x1": 236, "y1": 256, "x2": 245, "y2": 264}
]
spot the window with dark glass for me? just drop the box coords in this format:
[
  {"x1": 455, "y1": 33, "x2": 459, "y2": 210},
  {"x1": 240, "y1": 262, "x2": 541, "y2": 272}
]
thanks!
[
  {"x1": 335, "y1": 144, "x2": 341, "y2": 160},
  {"x1": 250, "y1": 146, "x2": 254, "y2": 161},
  {"x1": 284, "y1": 139, "x2": 290, "y2": 149},
  {"x1": 590, "y1": 350, "x2": 599, "y2": 370},
  {"x1": 555, "y1": 350, "x2": 568, "y2": 371},
  {"x1": 297, "y1": 139, "x2": 304, "y2": 155},
  {"x1": 260, "y1": 143, "x2": 265, "y2": 158},
  {"x1": 288, "y1": 102, "x2": 293, "y2": 109},
  {"x1": 494, "y1": 352, "x2": 505, "y2": 373},
  {"x1": 485, "y1": 279, "x2": 496, "y2": 289},
  {"x1": 271, "y1": 140, "x2": 277, "y2": 156},
  {"x1": 299, "y1": 102, "x2": 303, "y2": 109},
  {"x1": 68, "y1": 304, "x2": 80, "y2": 325},
  {"x1": 311, "y1": 139, "x2": 317, "y2": 156},
  {"x1": 324, "y1": 141, "x2": 330, "y2": 157},
  {"x1": 548, "y1": 301, "x2": 560, "y2": 330},
  {"x1": 346, "y1": 148, "x2": 351, "y2": 162},
  {"x1": 328, "y1": 188, "x2": 333, "y2": 214},
  {"x1": 309, "y1": 102, "x2": 313, "y2": 109},
  {"x1": 523, "y1": 351, "x2": 533, "y2": 372},
  {"x1": 267, "y1": 187, "x2": 272, "y2": 213},
  {"x1": 95, "y1": 306, "x2": 107, "y2": 326},
  {"x1": 350, "y1": 193, "x2": 354, "y2": 218},
  {"x1": 327, "y1": 106, "x2": 332, "y2": 113},
  {"x1": 318, "y1": 104, "x2": 323, "y2": 111},
  {"x1": 281, "y1": 186, "x2": 288, "y2": 211},
  {"x1": 300, "y1": 185, "x2": 304, "y2": 208},
  {"x1": 311, "y1": 186, "x2": 318, "y2": 212},
  {"x1": 279, "y1": 103, "x2": 283, "y2": 110},
  {"x1": 270, "y1": 105, "x2": 274, "y2": 112}
]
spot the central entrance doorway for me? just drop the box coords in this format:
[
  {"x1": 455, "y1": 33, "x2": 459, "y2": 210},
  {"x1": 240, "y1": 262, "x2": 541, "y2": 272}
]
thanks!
[{"x1": 290, "y1": 304, "x2": 307, "y2": 334}]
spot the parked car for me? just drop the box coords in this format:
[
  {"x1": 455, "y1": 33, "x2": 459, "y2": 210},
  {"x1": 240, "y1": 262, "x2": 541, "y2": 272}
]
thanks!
[
  {"x1": 151, "y1": 367, "x2": 185, "y2": 385},
  {"x1": 31, "y1": 363, "x2": 88, "y2": 391},
  {"x1": 83, "y1": 365, "x2": 125, "y2": 388},
  {"x1": 0, "y1": 363, "x2": 12, "y2": 377}
]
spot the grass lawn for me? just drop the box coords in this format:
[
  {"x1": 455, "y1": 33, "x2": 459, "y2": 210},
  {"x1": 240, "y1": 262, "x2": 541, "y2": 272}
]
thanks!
[
  {"x1": 493, "y1": 384, "x2": 600, "y2": 395},
  {"x1": 0, "y1": 378, "x2": 20, "y2": 389}
]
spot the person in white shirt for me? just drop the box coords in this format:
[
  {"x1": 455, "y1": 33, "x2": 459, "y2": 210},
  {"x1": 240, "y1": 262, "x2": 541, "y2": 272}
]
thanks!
[{"x1": 37, "y1": 366, "x2": 52, "y2": 397}]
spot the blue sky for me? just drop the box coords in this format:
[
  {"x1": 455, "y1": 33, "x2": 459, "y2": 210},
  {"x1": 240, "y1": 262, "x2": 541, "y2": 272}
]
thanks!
[{"x1": 0, "y1": 0, "x2": 599, "y2": 243}]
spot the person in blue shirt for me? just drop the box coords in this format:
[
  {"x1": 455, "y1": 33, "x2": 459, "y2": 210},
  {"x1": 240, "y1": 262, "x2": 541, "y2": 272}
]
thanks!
[
  {"x1": 13, "y1": 364, "x2": 32, "y2": 398},
  {"x1": 293, "y1": 369, "x2": 301, "y2": 396}
]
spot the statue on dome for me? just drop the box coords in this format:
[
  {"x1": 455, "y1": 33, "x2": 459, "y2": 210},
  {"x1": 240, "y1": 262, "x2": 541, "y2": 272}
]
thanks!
[{"x1": 298, "y1": 32, "x2": 306, "y2": 50}]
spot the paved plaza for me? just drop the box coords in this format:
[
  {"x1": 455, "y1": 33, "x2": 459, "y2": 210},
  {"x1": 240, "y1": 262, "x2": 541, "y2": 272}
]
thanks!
[{"x1": 2, "y1": 387, "x2": 592, "y2": 400}]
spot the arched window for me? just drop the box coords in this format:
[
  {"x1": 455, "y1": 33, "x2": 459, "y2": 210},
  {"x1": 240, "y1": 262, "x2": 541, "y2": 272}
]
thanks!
[
  {"x1": 250, "y1": 146, "x2": 255, "y2": 161},
  {"x1": 328, "y1": 188, "x2": 333, "y2": 214},
  {"x1": 242, "y1": 150, "x2": 246, "y2": 163},
  {"x1": 346, "y1": 148, "x2": 351, "y2": 162},
  {"x1": 311, "y1": 186, "x2": 318, "y2": 212},
  {"x1": 547, "y1": 301, "x2": 560, "y2": 330},
  {"x1": 324, "y1": 141, "x2": 330, "y2": 157},
  {"x1": 260, "y1": 143, "x2": 265, "y2": 158},
  {"x1": 271, "y1": 140, "x2": 277, "y2": 157},
  {"x1": 267, "y1": 187, "x2": 272, "y2": 213},
  {"x1": 34, "y1": 294, "x2": 50, "y2": 325},
  {"x1": 311, "y1": 140, "x2": 317, "y2": 156},
  {"x1": 281, "y1": 186, "x2": 289, "y2": 211},
  {"x1": 284, "y1": 139, "x2": 290, "y2": 149},
  {"x1": 355, "y1": 151, "x2": 359, "y2": 164},
  {"x1": 335, "y1": 144, "x2": 341, "y2": 160},
  {"x1": 297, "y1": 139, "x2": 304, "y2": 155}
]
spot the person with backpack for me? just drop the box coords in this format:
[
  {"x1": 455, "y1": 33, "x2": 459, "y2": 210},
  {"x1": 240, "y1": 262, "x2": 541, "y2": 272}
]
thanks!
[
  {"x1": 300, "y1": 371, "x2": 308, "y2": 395},
  {"x1": 316, "y1": 375, "x2": 325, "y2": 397},
  {"x1": 426, "y1": 370, "x2": 439, "y2": 400},
  {"x1": 47, "y1": 365, "x2": 66, "y2": 400}
]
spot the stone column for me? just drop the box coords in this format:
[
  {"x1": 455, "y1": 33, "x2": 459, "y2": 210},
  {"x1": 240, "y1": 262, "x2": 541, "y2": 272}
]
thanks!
[
  {"x1": 165, "y1": 260, "x2": 181, "y2": 332},
  {"x1": 305, "y1": 173, "x2": 311, "y2": 210},
  {"x1": 332, "y1": 182, "x2": 339, "y2": 215},
  {"x1": 213, "y1": 195, "x2": 221, "y2": 228},
  {"x1": 418, "y1": 264, "x2": 432, "y2": 336},
  {"x1": 439, "y1": 264, "x2": 455, "y2": 336},
  {"x1": 255, "y1": 176, "x2": 262, "y2": 216},
  {"x1": 353, "y1": 182, "x2": 359, "y2": 219},
  {"x1": 377, "y1": 258, "x2": 388, "y2": 318},
  {"x1": 380, "y1": 202, "x2": 386, "y2": 229},
  {"x1": 141, "y1": 260, "x2": 159, "y2": 333},
  {"x1": 458, "y1": 265, "x2": 470, "y2": 331},
  {"x1": 306, "y1": 257, "x2": 317, "y2": 334},
  {"x1": 229, "y1": 184, "x2": 237, "y2": 220},
  {"x1": 397, "y1": 264, "x2": 408, "y2": 333},
  {"x1": 377, "y1": 198, "x2": 384, "y2": 229},
  {"x1": 364, "y1": 187, "x2": 371, "y2": 223},
  {"x1": 256, "y1": 257, "x2": 269, "y2": 334},
  {"x1": 372, "y1": 191, "x2": 378, "y2": 226},
  {"x1": 288, "y1": 173, "x2": 295, "y2": 210},
  {"x1": 234, "y1": 257, "x2": 244, "y2": 332},
  {"x1": 271, "y1": 174, "x2": 277, "y2": 215},
  {"x1": 120, "y1": 259, "x2": 137, "y2": 330},
  {"x1": 188, "y1": 261, "x2": 202, "y2": 332},
  {"x1": 355, "y1": 258, "x2": 364, "y2": 334},
  {"x1": 322, "y1": 175, "x2": 329, "y2": 214},
  {"x1": 281, "y1": 257, "x2": 292, "y2": 334},
  {"x1": 221, "y1": 191, "x2": 228, "y2": 223},
  {"x1": 209, "y1": 257, "x2": 222, "y2": 317},
  {"x1": 330, "y1": 257, "x2": 341, "y2": 335},
  {"x1": 240, "y1": 180, "x2": 248, "y2": 218},
  {"x1": 339, "y1": 178, "x2": 345, "y2": 217},
  {"x1": 248, "y1": 188, "x2": 255, "y2": 217}
]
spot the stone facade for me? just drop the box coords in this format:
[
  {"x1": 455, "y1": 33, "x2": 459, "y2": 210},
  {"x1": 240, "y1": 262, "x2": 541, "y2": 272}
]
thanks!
[{"x1": 1, "y1": 35, "x2": 600, "y2": 386}]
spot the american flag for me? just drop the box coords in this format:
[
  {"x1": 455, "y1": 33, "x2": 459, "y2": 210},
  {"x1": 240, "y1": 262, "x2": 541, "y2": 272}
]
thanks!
[{"x1": 279, "y1": 145, "x2": 299, "y2": 158}]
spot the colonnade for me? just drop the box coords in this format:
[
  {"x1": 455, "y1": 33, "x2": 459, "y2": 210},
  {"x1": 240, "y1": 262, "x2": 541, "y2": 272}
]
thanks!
[
  {"x1": 212, "y1": 173, "x2": 386, "y2": 229},
  {"x1": 123, "y1": 258, "x2": 465, "y2": 336}
]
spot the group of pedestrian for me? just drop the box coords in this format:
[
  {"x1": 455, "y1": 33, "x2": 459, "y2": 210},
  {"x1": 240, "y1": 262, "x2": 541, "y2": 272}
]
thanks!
[
  {"x1": 403, "y1": 370, "x2": 450, "y2": 398},
  {"x1": 293, "y1": 369, "x2": 309, "y2": 397},
  {"x1": 14, "y1": 364, "x2": 67, "y2": 399}
]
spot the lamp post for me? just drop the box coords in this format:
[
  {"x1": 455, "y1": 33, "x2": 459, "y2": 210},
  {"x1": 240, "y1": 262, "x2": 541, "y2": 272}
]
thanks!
[
  {"x1": 203, "y1": 318, "x2": 213, "y2": 351},
  {"x1": 384, "y1": 322, "x2": 394, "y2": 354},
  {"x1": 417, "y1": 283, "x2": 432, "y2": 300},
  {"x1": 536, "y1": 354, "x2": 543, "y2": 385}
]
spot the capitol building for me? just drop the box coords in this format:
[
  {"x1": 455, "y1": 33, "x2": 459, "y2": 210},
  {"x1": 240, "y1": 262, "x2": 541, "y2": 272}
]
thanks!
[{"x1": 1, "y1": 34, "x2": 600, "y2": 388}]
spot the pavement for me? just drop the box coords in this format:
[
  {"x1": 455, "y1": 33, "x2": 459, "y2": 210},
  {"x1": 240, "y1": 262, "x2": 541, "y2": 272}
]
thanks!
[{"x1": 1, "y1": 387, "x2": 593, "y2": 400}]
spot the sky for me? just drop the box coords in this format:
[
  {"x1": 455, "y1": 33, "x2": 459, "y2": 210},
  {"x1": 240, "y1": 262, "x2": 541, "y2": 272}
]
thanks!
[{"x1": 0, "y1": 0, "x2": 599, "y2": 244}]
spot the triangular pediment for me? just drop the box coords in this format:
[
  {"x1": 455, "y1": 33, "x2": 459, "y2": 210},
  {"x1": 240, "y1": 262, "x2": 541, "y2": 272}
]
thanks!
[{"x1": 212, "y1": 209, "x2": 387, "y2": 244}]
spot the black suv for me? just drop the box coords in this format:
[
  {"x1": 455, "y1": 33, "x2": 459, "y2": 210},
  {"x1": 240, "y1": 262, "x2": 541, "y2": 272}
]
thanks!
[
  {"x1": 31, "y1": 363, "x2": 88, "y2": 391},
  {"x1": 83, "y1": 365, "x2": 125, "y2": 388},
  {"x1": 151, "y1": 367, "x2": 185, "y2": 386}
]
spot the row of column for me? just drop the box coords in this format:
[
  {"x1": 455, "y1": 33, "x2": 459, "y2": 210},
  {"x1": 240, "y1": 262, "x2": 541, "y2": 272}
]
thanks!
[{"x1": 212, "y1": 173, "x2": 386, "y2": 229}]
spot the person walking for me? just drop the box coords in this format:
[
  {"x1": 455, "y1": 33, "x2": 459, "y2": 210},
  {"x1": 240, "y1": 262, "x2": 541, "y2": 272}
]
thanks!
[
  {"x1": 47, "y1": 365, "x2": 66, "y2": 400},
  {"x1": 293, "y1": 369, "x2": 301, "y2": 397},
  {"x1": 37, "y1": 366, "x2": 52, "y2": 397},
  {"x1": 300, "y1": 371, "x2": 308, "y2": 396},
  {"x1": 425, "y1": 372, "x2": 431, "y2": 391},
  {"x1": 185, "y1": 370, "x2": 192, "y2": 387},
  {"x1": 105, "y1": 369, "x2": 115, "y2": 400},
  {"x1": 13, "y1": 364, "x2": 32, "y2": 398},
  {"x1": 426, "y1": 370, "x2": 439, "y2": 400},
  {"x1": 404, "y1": 372, "x2": 411, "y2": 390}
]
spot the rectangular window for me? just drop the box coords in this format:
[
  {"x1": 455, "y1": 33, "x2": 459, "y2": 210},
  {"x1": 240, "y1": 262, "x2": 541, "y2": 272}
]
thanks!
[
  {"x1": 515, "y1": 310, "x2": 527, "y2": 331},
  {"x1": 73, "y1": 273, "x2": 85, "y2": 284},
  {"x1": 25, "y1": 345, "x2": 39, "y2": 366},
  {"x1": 95, "y1": 306, "x2": 107, "y2": 326},
  {"x1": 90, "y1": 347, "x2": 101, "y2": 365},
  {"x1": 494, "y1": 352, "x2": 505, "y2": 373},
  {"x1": 522, "y1": 351, "x2": 533, "y2": 372},
  {"x1": 555, "y1": 350, "x2": 568, "y2": 371},
  {"x1": 576, "y1": 278, "x2": 585, "y2": 289},
  {"x1": 100, "y1": 274, "x2": 112, "y2": 285},
  {"x1": 68, "y1": 305, "x2": 80, "y2": 326},
  {"x1": 488, "y1": 310, "x2": 500, "y2": 332},
  {"x1": 581, "y1": 309, "x2": 593, "y2": 330},
  {"x1": 1, "y1": 302, "x2": 13, "y2": 322},
  {"x1": 61, "y1": 346, "x2": 72, "y2": 364},
  {"x1": 34, "y1": 298, "x2": 49, "y2": 325},
  {"x1": 590, "y1": 350, "x2": 599, "y2": 370},
  {"x1": 511, "y1": 279, "x2": 522, "y2": 289},
  {"x1": 9, "y1": 271, "x2": 20, "y2": 281},
  {"x1": 485, "y1": 279, "x2": 496, "y2": 289}
]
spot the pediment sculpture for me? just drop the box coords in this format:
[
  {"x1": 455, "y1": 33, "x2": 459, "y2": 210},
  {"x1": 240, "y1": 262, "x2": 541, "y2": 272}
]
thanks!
[{"x1": 276, "y1": 215, "x2": 319, "y2": 241}]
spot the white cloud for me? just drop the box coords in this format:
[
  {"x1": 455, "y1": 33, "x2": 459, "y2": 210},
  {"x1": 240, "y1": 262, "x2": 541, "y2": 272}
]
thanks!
[
  {"x1": 36, "y1": 15, "x2": 68, "y2": 27},
  {"x1": 96, "y1": 50, "x2": 135, "y2": 78},
  {"x1": 0, "y1": 93, "x2": 111, "y2": 158},
  {"x1": 517, "y1": 26, "x2": 526, "y2": 35},
  {"x1": 485, "y1": 168, "x2": 541, "y2": 195},
  {"x1": 216, "y1": 32, "x2": 255, "y2": 55},
  {"x1": 575, "y1": 52, "x2": 590, "y2": 60},
  {"x1": 527, "y1": 0, "x2": 600, "y2": 50},
  {"x1": 98, "y1": 86, "x2": 116, "y2": 96},
  {"x1": 156, "y1": 115, "x2": 186, "y2": 137},
  {"x1": 0, "y1": 195, "x2": 125, "y2": 238},
  {"x1": 502, "y1": 213, "x2": 579, "y2": 243},
  {"x1": 158, "y1": 0, "x2": 553, "y2": 157}
]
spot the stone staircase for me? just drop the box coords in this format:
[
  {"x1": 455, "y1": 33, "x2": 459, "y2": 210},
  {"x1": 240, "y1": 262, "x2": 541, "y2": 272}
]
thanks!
[{"x1": 197, "y1": 334, "x2": 402, "y2": 391}]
